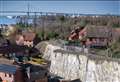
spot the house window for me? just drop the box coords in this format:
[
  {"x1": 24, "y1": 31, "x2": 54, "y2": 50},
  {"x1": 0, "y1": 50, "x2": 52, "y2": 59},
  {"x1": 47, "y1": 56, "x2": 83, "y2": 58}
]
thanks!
[
  {"x1": 89, "y1": 38, "x2": 92, "y2": 41},
  {"x1": 9, "y1": 74, "x2": 12, "y2": 77},
  {"x1": 5, "y1": 73, "x2": 7, "y2": 77},
  {"x1": 0, "y1": 77, "x2": 2, "y2": 82}
]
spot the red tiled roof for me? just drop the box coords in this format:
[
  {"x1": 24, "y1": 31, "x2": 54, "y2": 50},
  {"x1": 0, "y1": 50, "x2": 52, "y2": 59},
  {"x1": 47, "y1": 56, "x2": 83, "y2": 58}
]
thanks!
[
  {"x1": 79, "y1": 27, "x2": 86, "y2": 35},
  {"x1": 22, "y1": 32, "x2": 36, "y2": 41}
]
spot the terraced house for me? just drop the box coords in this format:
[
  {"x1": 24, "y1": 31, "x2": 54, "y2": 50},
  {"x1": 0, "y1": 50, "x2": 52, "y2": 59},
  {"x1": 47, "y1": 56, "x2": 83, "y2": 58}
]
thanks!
[
  {"x1": 0, "y1": 64, "x2": 24, "y2": 82},
  {"x1": 16, "y1": 31, "x2": 36, "y2": 47}
]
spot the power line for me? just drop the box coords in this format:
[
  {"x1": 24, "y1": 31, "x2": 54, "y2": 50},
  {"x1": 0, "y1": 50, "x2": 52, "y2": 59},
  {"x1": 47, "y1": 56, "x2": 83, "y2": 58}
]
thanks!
[{"x1": 0, "y1": 11, "x2": 81, "y2": 16}]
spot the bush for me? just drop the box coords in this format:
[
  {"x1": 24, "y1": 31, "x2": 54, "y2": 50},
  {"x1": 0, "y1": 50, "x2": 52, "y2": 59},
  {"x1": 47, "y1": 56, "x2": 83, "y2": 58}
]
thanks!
[
  {"x1": 47, "y1": 32, "x2": 59, "y2": 39},
  {"x1": 37, "y1": 31, "x2": 44, "y2": 39},
  {"x1": 36, "y1": 31, "x2": 59, "y2": 40},
  {"x1": 79, "y1": 20, "x2": 87, "y2": 27},
  {"x1": 112, "y1": 23, "x2": 120, "y2": 28},
  {"x1": 67, "y1": 40, "x2": 81, "y2": 46},
  {"x1": 112, "y1": 52, "x2": 120, "y2": 58}
]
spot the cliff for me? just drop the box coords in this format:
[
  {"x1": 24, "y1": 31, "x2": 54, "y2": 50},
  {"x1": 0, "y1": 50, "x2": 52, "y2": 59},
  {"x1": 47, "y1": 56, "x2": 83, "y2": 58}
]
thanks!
[{"x1": 41, "y1": 43, "x2": 120, "y2": 82}]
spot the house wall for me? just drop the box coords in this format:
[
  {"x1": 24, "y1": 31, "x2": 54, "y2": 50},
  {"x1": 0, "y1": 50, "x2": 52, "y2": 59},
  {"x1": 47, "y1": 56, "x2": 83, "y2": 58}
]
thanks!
[
  {"x1": 16, "y1": 35, "x2": 34, "y2": 47},
  {"x1": 16, "y1": 36, "x2": 24, "y2": 45},
  {"x1": 0, "y1": 72, "x2": 14, "y2": 82},
  {"x1": 24, "y1": 41, "x2": 33, "y2": 47},
  {"x1": 85, "y1": 38, "x2": 108, "y2": 47}
]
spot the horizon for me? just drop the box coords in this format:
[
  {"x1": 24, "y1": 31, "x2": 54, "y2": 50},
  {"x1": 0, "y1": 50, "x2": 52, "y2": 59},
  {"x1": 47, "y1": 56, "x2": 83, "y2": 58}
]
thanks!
[
  {"x1": 0, "y1": 0, "x2": 120, "y2": 24},
  {"x1": 0, "y1": 1, "x2": 120, "y2": 16}
]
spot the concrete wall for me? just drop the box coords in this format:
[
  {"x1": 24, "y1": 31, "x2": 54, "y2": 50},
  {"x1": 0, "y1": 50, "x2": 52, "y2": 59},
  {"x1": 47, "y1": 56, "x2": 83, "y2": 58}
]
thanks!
[{"x1": 43, "y1": 44, "x2": 120, "y2": 82}]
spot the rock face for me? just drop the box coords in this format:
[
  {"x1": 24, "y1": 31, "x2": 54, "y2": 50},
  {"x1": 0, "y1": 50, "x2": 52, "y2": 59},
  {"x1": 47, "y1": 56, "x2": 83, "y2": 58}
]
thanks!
[{"x1": 43, "y1": 43, "x2": 120, "y2": 82}]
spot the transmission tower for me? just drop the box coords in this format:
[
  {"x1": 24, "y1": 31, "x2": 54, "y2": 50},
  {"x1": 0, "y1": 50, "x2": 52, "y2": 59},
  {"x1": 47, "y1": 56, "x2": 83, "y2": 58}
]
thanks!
[{"x1": 26, "y1": 2, "x2": 30, "y2": 27}]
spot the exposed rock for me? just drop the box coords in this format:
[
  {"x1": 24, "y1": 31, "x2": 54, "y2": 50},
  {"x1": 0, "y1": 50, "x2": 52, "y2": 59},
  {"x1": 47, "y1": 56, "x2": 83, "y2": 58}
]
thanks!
[
  {"x1": 35, "y1": 41, "x2": 48, "y2": 54},
  {"x1": 42, "y1": 43, "x2": 120, "y2": 82}
]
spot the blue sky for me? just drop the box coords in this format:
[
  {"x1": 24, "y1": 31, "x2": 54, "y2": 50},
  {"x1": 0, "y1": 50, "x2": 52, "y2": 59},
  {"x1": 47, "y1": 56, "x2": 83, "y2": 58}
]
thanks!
[{"x1": 0, "y1": 1, "x2": 120, "y2": 15}]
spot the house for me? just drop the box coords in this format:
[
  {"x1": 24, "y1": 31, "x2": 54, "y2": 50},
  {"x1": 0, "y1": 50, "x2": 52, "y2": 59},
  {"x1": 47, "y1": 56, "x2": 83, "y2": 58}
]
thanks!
[
  {"x1": 85, "y1": 25, "x2": 113, "y2": 48},
  {"x1": 16, "y1": 32, "x2": 36, "y2": 47},
  {"x1": 23, "y1": 32, "x2": 36, "y2": 47},
  {"x1": 0, "y1": 58, "x2": 48, "y2": 82},
  {"x1": 69, "y1": 26, "x2": 86, "y2": 41},
  {"x1": 69, "y1": 25, "x2": 113, "y2": 48},
  {"x1": 0, "y1": 64, "x2": 25, "y2": 82}
]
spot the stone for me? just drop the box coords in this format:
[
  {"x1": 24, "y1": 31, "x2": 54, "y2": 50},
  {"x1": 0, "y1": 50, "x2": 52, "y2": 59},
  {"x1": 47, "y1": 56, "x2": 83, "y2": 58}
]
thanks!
[{"x1": 42, "y1": 43, "x2": 120, "y2": 82}]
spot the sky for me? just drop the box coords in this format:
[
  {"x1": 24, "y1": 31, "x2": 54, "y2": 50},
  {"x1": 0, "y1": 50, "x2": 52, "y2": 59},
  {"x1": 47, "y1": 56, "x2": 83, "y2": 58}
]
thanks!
[{"x1": 0, "y1": 1, "x2": 120, "y2": 15}]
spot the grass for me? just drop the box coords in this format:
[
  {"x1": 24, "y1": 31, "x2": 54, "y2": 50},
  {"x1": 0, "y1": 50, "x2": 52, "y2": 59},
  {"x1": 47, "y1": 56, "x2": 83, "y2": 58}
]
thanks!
[
  {"x1": 112, "y1": 52, "x2": 120, "y2": 59},
  {"x1": 90, "y1": 48, "x2": 109, "y2": 57},
  {"x1": 31, "y1": 57, "x2": 47, "y2": 65}
]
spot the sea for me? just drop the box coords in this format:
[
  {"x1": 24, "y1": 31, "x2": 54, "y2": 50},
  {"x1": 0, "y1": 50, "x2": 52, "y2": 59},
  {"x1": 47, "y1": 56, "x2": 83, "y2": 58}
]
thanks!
[
  {"x1": 0, "y1": 16, "x2": 16, "y2": 25},
  {"x1": 0, "y1": 16, "x2": 33, "y2": 25}
]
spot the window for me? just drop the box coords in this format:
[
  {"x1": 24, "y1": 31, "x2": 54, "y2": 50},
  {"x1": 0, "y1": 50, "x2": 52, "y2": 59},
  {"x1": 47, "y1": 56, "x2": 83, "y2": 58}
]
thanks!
[
  {"x1": 5, "y1": 73, "x2": 7, "y2": 77},
  {"x1": 0, "y1": 77, "x2": 2, "y2": 82},
  {"x1": 9, "y1": 74, "x2": 12, "y2": 77}
]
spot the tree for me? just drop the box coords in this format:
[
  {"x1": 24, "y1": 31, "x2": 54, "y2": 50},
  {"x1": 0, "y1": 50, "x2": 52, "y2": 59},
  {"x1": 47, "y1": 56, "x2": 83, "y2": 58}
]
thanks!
[
  {"x1": 0, "y1": 29, "x2": 2, "y2": 37},
  {"x1": 108, "y1": 38, "x2": 120, "y2": 58},
  {"x1": 59, "y1": 16, "x2": 66, "y2": 39},
  {"x1": 79, "y1": 20, "x2": 87, "y2": 27}
]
